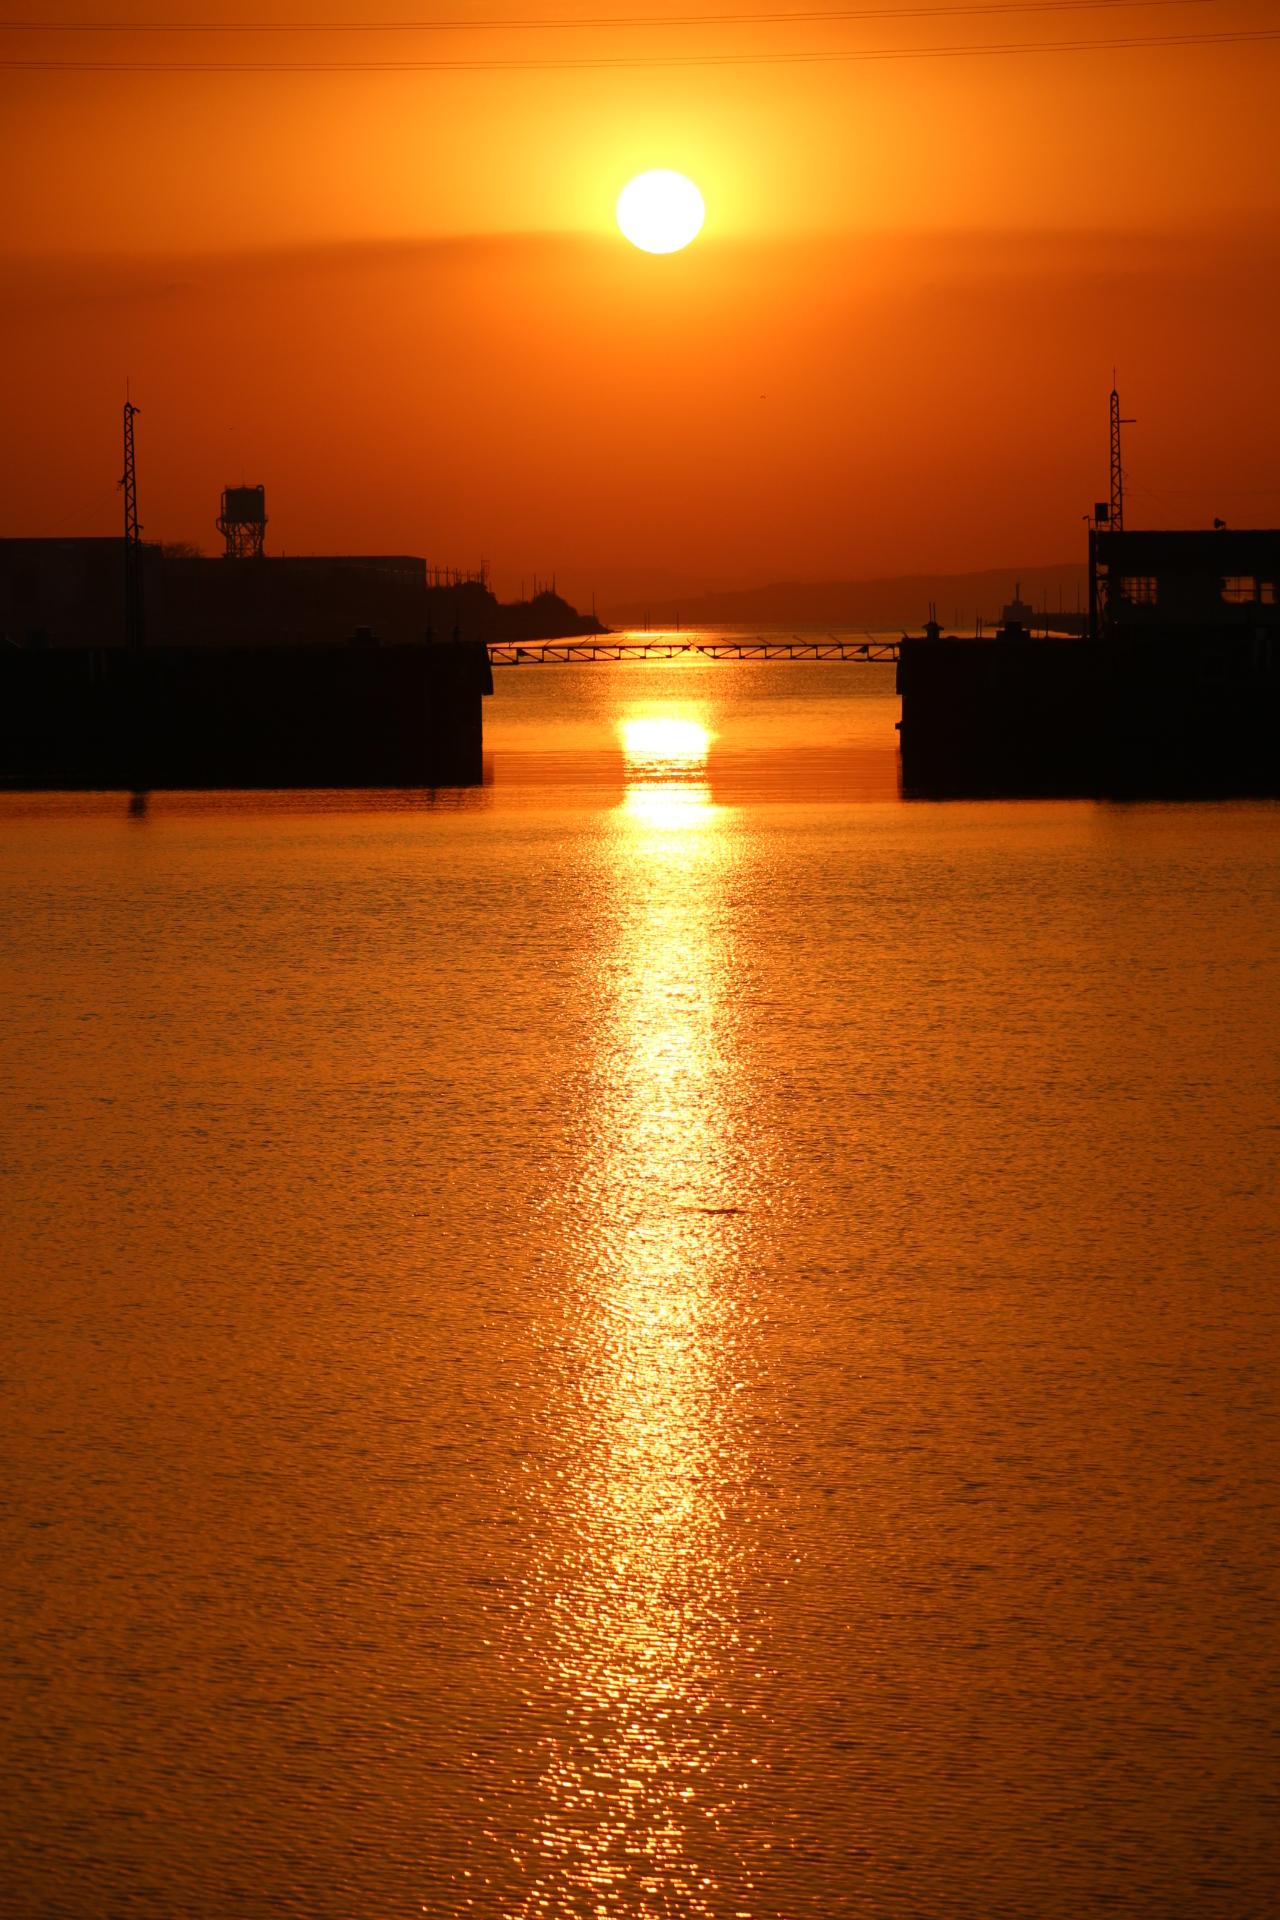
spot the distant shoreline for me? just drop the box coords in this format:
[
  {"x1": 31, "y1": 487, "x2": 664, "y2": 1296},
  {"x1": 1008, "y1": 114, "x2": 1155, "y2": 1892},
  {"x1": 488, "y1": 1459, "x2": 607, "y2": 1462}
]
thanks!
[{"x1": 607, "y1": 561, "x2": 1087, "y2": 633}]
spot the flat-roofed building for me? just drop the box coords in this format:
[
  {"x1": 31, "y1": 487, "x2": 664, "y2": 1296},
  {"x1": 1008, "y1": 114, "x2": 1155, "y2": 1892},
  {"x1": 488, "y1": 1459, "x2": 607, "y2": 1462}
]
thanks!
[
  {"x1": 0, "y1": 538, "x2": 146, "y2": 650},
  {"x1": 0, "y1": 542, "x2": 439, "y2": 650},
  {"x1": 1091, "y1": 528, "x2": 1280, "y2": 640}
]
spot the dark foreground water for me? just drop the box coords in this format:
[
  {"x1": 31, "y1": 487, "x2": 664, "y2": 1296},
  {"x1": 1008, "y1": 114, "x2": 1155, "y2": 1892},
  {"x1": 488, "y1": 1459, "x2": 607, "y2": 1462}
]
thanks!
[{"x1": 2, "y1": 656, "x2": 1277, "y2": 1918}]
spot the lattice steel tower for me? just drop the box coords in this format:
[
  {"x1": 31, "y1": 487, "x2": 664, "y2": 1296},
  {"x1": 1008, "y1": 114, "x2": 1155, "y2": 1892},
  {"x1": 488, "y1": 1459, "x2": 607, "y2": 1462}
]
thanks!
[
  {"x1": 122, "y1": 398, "x2": 144, "y2": 649},
  {"x1": 1109, "y1": 380, "x2": 1135, "y2": 533}
]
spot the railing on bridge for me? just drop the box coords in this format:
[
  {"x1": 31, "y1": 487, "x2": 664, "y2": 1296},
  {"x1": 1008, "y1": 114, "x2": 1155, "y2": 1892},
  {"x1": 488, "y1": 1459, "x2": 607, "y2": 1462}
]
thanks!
[{"x1": 486, "y1": 636, "x2": 901, "y2": 666}]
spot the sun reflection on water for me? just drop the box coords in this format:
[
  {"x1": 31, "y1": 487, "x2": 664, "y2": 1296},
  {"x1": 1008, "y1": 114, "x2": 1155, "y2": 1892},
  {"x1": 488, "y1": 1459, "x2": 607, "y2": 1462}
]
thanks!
[
  {"x1": 620, "y1": 714, "x2": 713, "y2": 782},
  {"x1": 622, "y1": 782, "x2": 715, "y2": 831},
  {"x1": 620, "y1": 710, "x2": 716, "y2": 832},
  {"x1": 508, "y1": 710, "x2": 765, "y2": 1918}
]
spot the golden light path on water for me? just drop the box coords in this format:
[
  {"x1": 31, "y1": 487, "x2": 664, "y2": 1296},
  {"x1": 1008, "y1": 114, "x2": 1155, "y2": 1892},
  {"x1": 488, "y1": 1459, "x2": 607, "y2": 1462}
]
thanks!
[{"x1": 508, "y1": 706, "x2": 770, "y2": 1918}]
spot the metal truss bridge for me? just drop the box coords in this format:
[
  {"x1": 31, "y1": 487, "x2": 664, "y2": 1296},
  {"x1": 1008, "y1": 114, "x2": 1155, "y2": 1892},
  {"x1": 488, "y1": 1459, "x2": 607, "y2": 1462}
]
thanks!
[{"x1": 486, "y1": 635, "x2": 901, "y2": 666}]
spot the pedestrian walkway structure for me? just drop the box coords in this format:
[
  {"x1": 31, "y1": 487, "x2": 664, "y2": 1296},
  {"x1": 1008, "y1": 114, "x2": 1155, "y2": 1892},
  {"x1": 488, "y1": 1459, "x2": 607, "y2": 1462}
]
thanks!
[{"x1": 487, "y1": 635, "x2": 900, "y2": 665}]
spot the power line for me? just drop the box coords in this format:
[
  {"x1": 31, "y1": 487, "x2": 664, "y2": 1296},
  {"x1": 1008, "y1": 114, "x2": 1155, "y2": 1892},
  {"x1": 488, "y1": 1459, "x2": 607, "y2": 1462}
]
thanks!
[
  {"x1": 0, "y1": 0, "x2": 1224, "y2": 30},
  {"x1": 1130, "y1": 483, "x2": 1280, "y2": 502},
  {"x1": 1, "y1": 24, "x2": 1273, "y2": 69}
]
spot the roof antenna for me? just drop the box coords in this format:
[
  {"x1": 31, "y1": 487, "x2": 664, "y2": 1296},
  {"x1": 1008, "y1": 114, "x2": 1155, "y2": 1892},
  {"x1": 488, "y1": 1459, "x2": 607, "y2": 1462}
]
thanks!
[
  {"x1": 1110, "y1": 373, "x2": 1136, "y2": 533},
  {"x1": 121, "y1": 392, "x2": 144, "y2": 650}
]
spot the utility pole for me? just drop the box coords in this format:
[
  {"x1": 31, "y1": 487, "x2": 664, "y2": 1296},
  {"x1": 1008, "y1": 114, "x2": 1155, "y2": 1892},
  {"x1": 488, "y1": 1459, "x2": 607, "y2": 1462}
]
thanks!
[
  {"x1": 1109, "y1": 378, "x2": 1135, "y2": 533},
  {"x1": 122, "y1": 398, "x2": 144, "y2": 649}
]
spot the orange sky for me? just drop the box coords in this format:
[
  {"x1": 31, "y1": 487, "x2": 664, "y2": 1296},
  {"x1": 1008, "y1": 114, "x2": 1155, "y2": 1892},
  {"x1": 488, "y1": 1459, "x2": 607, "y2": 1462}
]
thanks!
[{"x1": 2, "y1": 2, "x2": 1278, "y2": 609}]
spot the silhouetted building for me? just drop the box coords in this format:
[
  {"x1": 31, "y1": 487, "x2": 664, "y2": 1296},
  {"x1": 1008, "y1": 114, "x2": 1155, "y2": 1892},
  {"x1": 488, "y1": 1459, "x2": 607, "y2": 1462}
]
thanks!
[
  {"x1": 0, "y1": 538, "x2": 157, "y2": 651},
  {"x1": 901, "y1": 525, "x2": 1280, "y2": 797},
  {"x1": 0, "y1": 539, "x2": 492, "y2": 787},
  {"x1": 0, "y1": 540, "x2": 604, "y2": 652},
  {"x1": 1090, "y1": 528, "x2": 1280, "y2": 641},
  {"x1": 0, "y1": 535, "x2": 608, "y2": 788},
  {"x1": 160, "y1": 553, "x2": 435, "y2": 648}
]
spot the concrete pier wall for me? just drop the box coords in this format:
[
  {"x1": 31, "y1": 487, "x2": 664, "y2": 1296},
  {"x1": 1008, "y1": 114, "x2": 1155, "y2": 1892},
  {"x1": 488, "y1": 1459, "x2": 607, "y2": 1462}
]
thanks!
[
  {"x1": 897, "y1": 635, "x2": 1280, "y2": 798},
  {"x1": 0, "y1": 641, "x2": 492, "y2": 790}
]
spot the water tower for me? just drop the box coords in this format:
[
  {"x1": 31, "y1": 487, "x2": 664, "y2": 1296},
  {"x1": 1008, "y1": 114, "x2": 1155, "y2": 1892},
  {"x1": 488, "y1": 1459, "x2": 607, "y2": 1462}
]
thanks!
[{"x1": 218, "y1": 484, "x2": 267, "y2": 559}]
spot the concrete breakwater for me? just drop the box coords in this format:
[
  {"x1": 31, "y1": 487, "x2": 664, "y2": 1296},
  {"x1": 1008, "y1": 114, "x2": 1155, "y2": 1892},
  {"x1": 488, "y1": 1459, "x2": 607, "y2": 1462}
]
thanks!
[
  {"x1": 898, "y1": 633, "x2": 1280, "y2": 798},
  {"x1": 0, "y1": 640, "x2": 493, "y2": 790}
]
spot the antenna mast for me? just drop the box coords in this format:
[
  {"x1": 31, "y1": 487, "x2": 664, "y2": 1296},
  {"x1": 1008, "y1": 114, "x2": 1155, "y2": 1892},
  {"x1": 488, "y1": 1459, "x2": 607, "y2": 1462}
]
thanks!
[
  {"x1": 1109, "y1": 378, "x2": 1135, "y2": 533},
  {"x1": 122, "y1": 398, "x2": 144, "y2": 648}
]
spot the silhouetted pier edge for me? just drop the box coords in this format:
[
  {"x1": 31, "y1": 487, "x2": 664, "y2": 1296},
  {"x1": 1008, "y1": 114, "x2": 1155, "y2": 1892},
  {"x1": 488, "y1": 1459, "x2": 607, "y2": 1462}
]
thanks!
[
  {"x1": 898, "y1": 527, "x2": 1280, "y2": 798},
  {"x1": 897, "y1": 632, "x2": 1280, "y2": 800},
  {"x1": 7, "y1": 390, "x2": 1276, "y2": 798},
  {"x1": 0, "y1": 639, "x2": 494, "y2": 791},
  {"x1": 0, "y1": 425, "x2": 604, "y2": 788},
  {"x1": 0, "y1": 530, "x2": 604, "y2": 790},
  {"x1": 3, "y1": 516, "x2": 1277, "y2": 796}
]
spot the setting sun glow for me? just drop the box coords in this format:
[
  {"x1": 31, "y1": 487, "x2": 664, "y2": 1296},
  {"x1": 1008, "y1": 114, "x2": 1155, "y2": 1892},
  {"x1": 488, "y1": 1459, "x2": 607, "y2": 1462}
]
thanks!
[{"x1": 615, "y1": 171, "x2": 705, "y2": 254}]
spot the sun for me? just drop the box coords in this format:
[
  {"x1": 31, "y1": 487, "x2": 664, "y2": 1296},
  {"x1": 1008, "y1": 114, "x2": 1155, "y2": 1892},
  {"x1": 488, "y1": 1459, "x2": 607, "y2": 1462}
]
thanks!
[{"x1": 616, "y1": 171, "x2": 705, "y2": 255}]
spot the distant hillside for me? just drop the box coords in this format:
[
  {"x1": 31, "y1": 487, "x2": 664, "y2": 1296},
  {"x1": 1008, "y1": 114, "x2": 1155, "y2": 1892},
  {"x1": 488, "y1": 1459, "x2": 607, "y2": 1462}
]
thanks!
[
  {"x1": 425, "y1": 582, "x2": 606, "y2": 642},
  {"x1": 612, "y1": 564, "x2": 1088, "y2": 632}
]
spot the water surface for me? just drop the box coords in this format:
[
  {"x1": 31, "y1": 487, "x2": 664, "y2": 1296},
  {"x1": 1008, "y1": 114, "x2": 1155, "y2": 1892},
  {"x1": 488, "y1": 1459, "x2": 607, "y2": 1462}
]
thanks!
[{"x1": 2, "y1": 653, "x2": 1277, "y2": 1917}]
